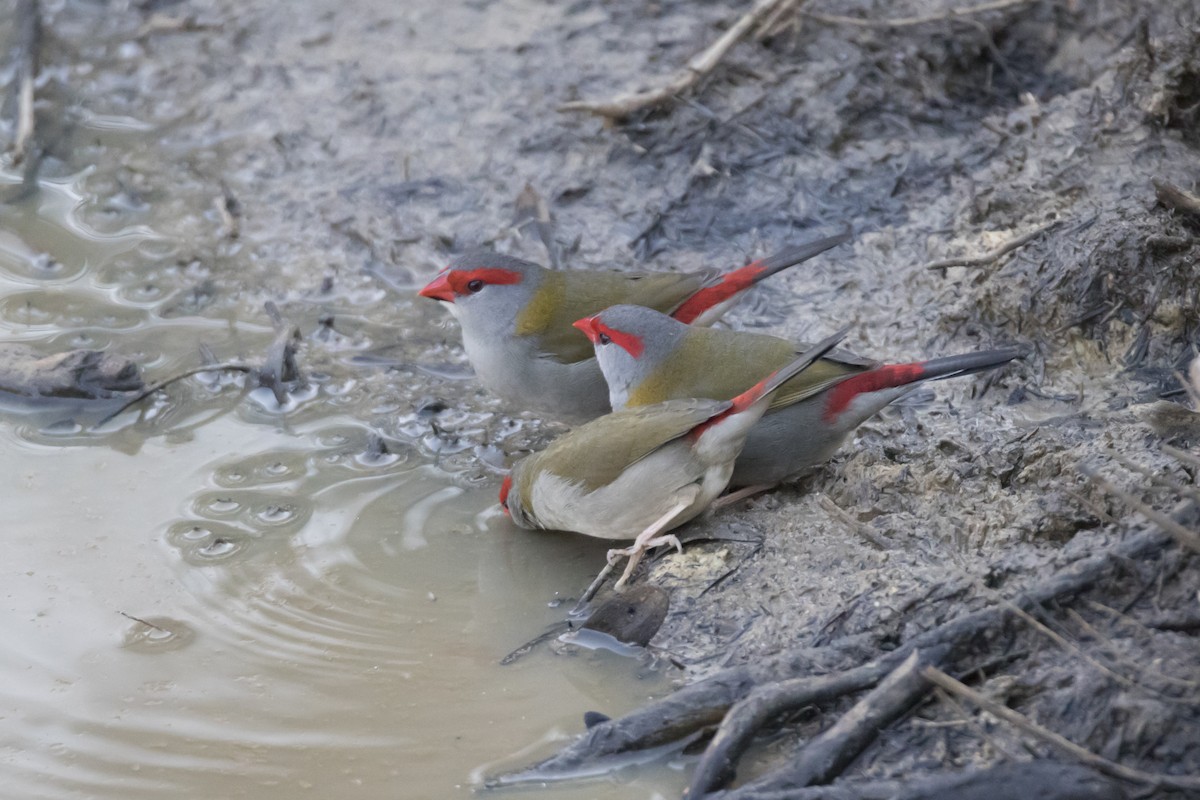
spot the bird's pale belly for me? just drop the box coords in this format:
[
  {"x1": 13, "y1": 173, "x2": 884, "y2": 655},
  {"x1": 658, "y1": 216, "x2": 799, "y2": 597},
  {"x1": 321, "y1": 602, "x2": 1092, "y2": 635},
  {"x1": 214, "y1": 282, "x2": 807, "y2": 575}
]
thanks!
[
  {"x1": 528, "y1": 447, "x2": 729, "y2": 540},
  {"x1": 463, "y1": 335, "x2": 611, "y2": 423}
]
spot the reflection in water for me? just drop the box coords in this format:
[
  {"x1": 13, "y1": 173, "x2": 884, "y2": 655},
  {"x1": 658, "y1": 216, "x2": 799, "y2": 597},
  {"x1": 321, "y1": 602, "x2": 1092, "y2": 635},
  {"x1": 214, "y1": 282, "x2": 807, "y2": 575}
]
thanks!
[
  {"x1": 2, "y1": 410, "x2": 682, "y2": 799},
  {"x1": 0, "y1": 142, "x2": 680, "y2": 800},
  {"x1": 0, "y1": 0, "x2": 699, "y2": 790}
]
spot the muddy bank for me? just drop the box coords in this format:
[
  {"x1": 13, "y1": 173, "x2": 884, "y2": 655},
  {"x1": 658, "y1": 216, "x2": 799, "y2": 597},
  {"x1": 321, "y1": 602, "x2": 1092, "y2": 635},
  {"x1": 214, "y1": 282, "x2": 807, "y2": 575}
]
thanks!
[{"x1": 4, "y1": 0, "x2": 1199, "y2": 796}]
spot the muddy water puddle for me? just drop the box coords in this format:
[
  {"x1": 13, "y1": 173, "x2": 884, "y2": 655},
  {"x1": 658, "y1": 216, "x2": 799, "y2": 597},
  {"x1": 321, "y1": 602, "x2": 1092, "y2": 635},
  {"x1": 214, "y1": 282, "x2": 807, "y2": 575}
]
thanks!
[{"x1": 0, "y1": 159, "x2": 678, "y2": 799}]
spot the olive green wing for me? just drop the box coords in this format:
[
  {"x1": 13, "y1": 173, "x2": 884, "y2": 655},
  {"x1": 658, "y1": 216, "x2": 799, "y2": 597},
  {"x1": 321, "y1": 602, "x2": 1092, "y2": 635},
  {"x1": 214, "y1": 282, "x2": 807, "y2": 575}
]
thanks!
[
  {"x1": 516, "y1": 270, "x2": 709, "y2": 364},
  {"x1": 526, "y1": 399, "x2": 728, "y2": 492},
  {"x1": 626, "y1": 327, "x2": 876, "y2": 411}
]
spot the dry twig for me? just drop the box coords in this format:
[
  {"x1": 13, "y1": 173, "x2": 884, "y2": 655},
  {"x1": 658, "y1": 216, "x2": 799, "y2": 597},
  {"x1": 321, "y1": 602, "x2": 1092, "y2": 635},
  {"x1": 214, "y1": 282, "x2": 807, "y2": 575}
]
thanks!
[
  {"x1": 1083, "y1": 468, "x2": 1200, "y2": 553},
  {"x1": 488, "y1": 508, "x2": 1184, "y2": 786},
  {"x1": 923, "y1": 666, "x2": 1200, "y2": 792},
  {"x1": 818, "y1": 495, "x2": 896, "y2": 550},
  {"x1": 9, "y1": 0, "x2": 41, "y2": 163},
  {"x1": 923, "y1": 219, "x2": 1061, "y2": 271},
  {"x1": 1163, "y1": 443, "x2": 1200, "y2": 472},
  {"x1": 559, "y1": 0, "x2": 795, "y2": 119},
  {"x1": 710, "y1": 648, "x2": 948, "y2": 799},
  {"x1": 803, "y1": 0, "x2": 1038, "y2": 29},
  {"x1": 1154, "y1": 178, "x2": 1200, "y2": 220}
]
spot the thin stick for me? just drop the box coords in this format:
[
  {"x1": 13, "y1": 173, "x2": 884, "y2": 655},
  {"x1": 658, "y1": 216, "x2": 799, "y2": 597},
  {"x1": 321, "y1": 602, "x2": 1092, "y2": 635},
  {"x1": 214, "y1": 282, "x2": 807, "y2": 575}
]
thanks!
[
  {"x1": 119, "y1": 611, "x2": 169, "y2": 633},
  {"x1": 559, "y1": 0, "x2": 794, "y2": 119},
  {"x1": 711, "y1": 647, "x2": 949, "y2": 798},
  {"x1": 818, "y1": 494, "x2": 895, "y2": 550},
  {"x1": 923, "y1": 219, "x2": 1061, "y2": 270},
  {"x1": 804, "y1": 0, "x2": 1037, "y2": 29},
  {"x1": 1163, "y1": 443, "x2": 1200, "y2": 471},
  {"x1": 1083, "y1": 468, "x2": 1200, "y2": 553},
  {"x1": 1153, "y1": 178, "x2": 1200, "y2": 219},
  {"x1": 1066, "y1": 607, "x2": 1198, "y2": 691},
  {"x1": 97, "y1": 362, "x2": 255, "y2": 425},
  {"x1": 922, "y1": 666, "x2": 1200, "y2": 791},
  {"x1": 10, "y1": 0, "x2": 42, "y2": 163},
  {"x1": 1001, "y1": 600, "x2": 1142, "y2": 695},
  {"x1": 754, "y1": 0, "x2": 804, "y2": 39},
  {"x1": 1104, "y1": 448, "x2": 1200, "y2": 504}
]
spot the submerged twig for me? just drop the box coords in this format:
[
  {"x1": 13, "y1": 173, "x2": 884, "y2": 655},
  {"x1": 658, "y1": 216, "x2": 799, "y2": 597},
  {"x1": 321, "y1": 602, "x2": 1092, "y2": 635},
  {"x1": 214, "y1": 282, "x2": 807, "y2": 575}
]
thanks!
[
  {"x1": 118, "y1": 611, "x2": 170, "y2": 633},
  {"x1": 97, "y1": 361, "x2": 256, "y2": 424},
  {"x1": 923, "y1": 219, "x2": 1062, "y2": 271},
  {"x1": 559, "y1": 0, "x2": 795, "y2": 119}
]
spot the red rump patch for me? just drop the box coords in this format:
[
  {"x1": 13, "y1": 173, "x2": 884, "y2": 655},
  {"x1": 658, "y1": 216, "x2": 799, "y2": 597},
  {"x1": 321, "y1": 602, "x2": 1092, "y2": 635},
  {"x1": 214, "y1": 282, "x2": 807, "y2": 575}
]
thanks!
[
  {"x1": 690, "y1": 367, "x2": 777, "y2": 440},
  {"x1": 446, "y1": 268, "x2": 522, "y2": 295},
  {"x1": 499, "y1": 474, "x2": 512, "y2": 515},
  {"x1": 671, "y1": 262, "x2": 769, "y2": 324},
  {"x1": 822, "y1": 363, "x2": 927, "y2": 422}
]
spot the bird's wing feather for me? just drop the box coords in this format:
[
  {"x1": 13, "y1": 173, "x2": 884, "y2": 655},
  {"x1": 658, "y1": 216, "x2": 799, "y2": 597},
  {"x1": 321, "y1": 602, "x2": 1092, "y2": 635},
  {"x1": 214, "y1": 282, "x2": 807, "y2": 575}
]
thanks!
[
  {"x1": 628, "y1": 329, "x2": 878, "y2": 410},
  {"x1": 518, "y1": 271, "x2": 707, "y2": 364},
  {"x1": 525, "y1": 399, "x2": 728, "y2": 492},
  {"x1": 766, "y1": 358, "x2": 865, "y2": 410}
]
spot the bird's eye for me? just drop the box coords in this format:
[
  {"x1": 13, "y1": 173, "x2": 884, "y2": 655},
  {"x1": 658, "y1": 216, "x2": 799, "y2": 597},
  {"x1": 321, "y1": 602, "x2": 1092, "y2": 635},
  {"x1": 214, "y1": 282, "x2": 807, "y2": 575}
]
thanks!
[
  {"x1": 466, "y1": 279, "x2": 484, "y2": 293},
  {"x1": 597, "y1": 332, "x2": 611, "y2": 345}
]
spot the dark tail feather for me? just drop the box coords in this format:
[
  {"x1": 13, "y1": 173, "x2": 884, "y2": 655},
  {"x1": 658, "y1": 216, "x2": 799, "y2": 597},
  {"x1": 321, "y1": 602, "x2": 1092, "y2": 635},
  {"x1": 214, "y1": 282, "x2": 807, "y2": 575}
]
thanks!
[
  {"x1": 746, "y1": 226, "x2": 853, "y2": 282},
  {"x1": 919, "y1": 345, "x2": 1029, "y2": 382},
  {"x1": 822, "y1": 345, "x2": 1027, "y2": 423}
]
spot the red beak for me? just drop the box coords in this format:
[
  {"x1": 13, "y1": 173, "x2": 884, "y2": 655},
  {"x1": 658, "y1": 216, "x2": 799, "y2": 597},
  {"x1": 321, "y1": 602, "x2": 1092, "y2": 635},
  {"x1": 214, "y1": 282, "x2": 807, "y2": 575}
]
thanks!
[
  {"x1": 572, "y1": 315, "x2": 602, "y2": 343},
  {"x1": 418, "y1": 272, "x2": 455, "y2": 302}
]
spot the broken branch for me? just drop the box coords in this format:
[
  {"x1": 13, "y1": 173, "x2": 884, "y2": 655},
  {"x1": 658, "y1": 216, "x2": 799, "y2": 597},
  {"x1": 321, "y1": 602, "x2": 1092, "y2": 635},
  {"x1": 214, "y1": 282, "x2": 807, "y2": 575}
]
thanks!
[
  {"x1": 922, "y1": 666, "x2": 1200, "y2": 792},
  {"x1": 1153, "y1": 178, "x2": 1200, "y2": 220},
  {"x1": 709, "y1": 647, "x2": 949, "y2": 798},
  {"x1": 559, "y1": 0, "x2": 794, "y2": 119},
  {"x1": 923, "y1": 219, "x2": 1061, "y2": 271},
  {"x1": 1083, "y1": 468, "x2": 1200, "y2": 553},
  {"x1": 489, "y1": 505, "x2": 1185, "y2": 786},
  {"x1": 803, "y1": 0, "x2": 1038, "y2": 29},
  {"x1": 9, "y1": 0, "x2": 41, "y2": 163}
]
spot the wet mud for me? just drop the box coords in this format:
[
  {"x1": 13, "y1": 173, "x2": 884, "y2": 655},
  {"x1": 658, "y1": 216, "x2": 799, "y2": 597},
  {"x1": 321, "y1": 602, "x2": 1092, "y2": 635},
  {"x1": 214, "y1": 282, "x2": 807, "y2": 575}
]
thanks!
[{"x1": 3, "y1": 0, "x2": 1199, "y2": 797}]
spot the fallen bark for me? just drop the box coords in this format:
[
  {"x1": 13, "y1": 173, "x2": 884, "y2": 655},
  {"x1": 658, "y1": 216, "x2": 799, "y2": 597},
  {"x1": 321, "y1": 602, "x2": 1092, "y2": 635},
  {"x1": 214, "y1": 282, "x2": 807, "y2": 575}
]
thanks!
[
  {"x1": 0, "y1": 344, "x2": 143, "y2": 400},
  {"x1": 701, "y1": 647, "x2": 950, "y2": 798}
]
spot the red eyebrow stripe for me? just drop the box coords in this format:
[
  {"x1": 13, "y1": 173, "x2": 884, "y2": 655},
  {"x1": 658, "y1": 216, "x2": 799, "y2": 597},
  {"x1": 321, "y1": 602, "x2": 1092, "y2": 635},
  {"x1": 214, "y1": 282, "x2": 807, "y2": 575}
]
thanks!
[
  {"x1": 598, "y1": 322, "x2": 644, "y2": 359},
  {"x1": 446, "y1": 268, "x2": 522, "y2": 295}
]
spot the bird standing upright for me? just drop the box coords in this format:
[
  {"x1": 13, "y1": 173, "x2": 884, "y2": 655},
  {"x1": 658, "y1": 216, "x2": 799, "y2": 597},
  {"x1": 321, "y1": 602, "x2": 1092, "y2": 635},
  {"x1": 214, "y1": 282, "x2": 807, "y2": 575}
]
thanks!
[
  {"x1": 417, "y1": 230, "x2": 850, "y2": 422},
  {"x1": 574, "y1": 305, "x2": 1026, "y2": 490},
  {"x1": 500, "y1": 328, "x2": 850, "y2": 592}
]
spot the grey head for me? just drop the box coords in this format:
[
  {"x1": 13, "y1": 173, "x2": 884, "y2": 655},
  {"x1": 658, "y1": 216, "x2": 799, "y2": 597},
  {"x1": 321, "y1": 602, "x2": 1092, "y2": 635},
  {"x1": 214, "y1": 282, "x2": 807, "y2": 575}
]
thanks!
[
  {"x1": 417, "y1": 250, "x2": 545, "y2": 338},
  {"x1": 576, "y1": 304, "x2": 689, "y2": 409}
]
